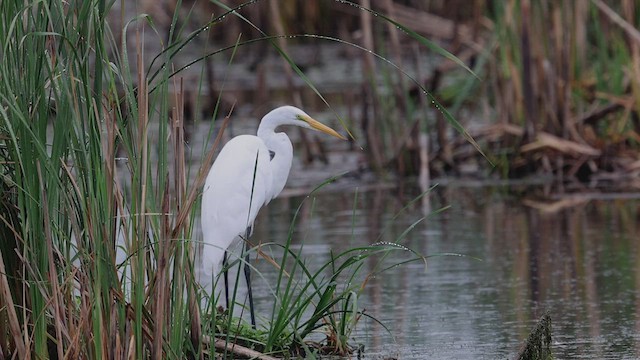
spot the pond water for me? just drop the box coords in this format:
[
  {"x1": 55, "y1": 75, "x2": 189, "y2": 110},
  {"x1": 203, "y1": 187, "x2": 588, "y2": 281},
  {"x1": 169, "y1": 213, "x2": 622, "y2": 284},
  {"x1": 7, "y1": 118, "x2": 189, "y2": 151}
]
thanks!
[{"x1": 245, "y1": 180, "x2": 640, "y2": 359}]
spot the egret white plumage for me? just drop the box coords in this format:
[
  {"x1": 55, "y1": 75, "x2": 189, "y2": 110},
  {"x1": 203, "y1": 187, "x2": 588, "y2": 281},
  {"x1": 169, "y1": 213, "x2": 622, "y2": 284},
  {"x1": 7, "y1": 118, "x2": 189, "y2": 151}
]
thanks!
[{"x1": 199, "y1": 105, "x2": 345, "y2": 325}]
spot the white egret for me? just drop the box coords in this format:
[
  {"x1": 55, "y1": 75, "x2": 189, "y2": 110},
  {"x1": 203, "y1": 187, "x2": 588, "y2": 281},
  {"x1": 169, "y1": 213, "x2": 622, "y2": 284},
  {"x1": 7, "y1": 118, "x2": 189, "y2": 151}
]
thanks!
[{"x1": 199, "y1": 105, "x2": 345, "y2": 325}]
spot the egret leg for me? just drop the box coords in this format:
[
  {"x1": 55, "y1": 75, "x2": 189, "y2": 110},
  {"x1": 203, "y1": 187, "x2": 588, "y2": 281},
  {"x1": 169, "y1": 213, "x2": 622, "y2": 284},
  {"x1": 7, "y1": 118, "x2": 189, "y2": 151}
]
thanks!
[
  {"x1": 223, "y1": 251, "x2": 229, "y2": 309},
  {"x1": 244, "y1": 228, "x2": 256, "y2": 329}
]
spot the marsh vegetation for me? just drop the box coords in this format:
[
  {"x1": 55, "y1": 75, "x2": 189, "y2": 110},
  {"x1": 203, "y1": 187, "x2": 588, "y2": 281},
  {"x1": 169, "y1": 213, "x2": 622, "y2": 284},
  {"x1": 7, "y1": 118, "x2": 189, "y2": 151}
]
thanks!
[{"x1": 1, "y1": 0, "x2": 639, "y2": 358}]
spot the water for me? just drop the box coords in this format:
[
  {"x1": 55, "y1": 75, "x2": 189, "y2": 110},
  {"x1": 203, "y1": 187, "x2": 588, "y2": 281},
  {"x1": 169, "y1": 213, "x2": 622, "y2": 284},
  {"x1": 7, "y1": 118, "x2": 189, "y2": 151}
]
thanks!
[{"x1": 247, "y1": 182, "x2": 640, "y2": 359}]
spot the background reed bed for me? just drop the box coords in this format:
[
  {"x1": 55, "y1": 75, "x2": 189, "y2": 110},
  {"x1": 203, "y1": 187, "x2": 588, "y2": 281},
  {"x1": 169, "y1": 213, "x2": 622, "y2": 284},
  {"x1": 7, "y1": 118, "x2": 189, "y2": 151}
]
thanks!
[{"x1": 133, "y1": 0, "x2": 640, "y2": 184}]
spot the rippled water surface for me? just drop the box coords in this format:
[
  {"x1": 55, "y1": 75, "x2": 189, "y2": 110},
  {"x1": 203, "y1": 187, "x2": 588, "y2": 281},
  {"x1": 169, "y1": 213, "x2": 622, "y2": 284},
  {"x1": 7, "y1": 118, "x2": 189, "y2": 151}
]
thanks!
[{"x1": 246, "y1": 182, "x2": 639, "y2": 359}]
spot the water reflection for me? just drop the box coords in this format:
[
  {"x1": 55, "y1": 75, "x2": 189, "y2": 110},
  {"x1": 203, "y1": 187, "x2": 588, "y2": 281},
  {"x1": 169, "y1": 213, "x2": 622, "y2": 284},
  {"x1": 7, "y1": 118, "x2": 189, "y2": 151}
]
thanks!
[{"x1": 250, "y1": 183, "x2": 639, "y2": 359}]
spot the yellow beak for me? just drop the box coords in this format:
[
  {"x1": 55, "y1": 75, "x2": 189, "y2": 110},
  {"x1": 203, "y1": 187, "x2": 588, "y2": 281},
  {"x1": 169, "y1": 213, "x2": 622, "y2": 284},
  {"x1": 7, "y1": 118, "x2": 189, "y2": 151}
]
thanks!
[{"x1": 299, "y1": 114, "x2": 347, "y2": 140}]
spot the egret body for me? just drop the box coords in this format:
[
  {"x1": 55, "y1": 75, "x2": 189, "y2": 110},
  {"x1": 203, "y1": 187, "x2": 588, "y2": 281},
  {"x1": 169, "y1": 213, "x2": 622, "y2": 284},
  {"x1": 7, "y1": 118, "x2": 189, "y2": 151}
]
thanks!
[{"x1": 199, "y1": 106, "x2": 345, "y2": 323}]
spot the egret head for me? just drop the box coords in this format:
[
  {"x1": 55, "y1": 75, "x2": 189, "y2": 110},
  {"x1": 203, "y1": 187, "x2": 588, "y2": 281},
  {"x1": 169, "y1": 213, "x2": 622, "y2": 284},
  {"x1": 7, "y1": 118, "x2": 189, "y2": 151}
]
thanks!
[{"x1": 261, "y1": 106, "x2": 346, "y2": 140}]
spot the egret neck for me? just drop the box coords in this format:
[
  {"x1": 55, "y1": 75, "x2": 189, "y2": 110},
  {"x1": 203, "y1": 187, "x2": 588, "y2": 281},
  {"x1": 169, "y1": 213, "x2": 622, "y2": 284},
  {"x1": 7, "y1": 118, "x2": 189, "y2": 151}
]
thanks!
[{"x1": 257, "y1": 120, "x2": 294, "y2": 202}]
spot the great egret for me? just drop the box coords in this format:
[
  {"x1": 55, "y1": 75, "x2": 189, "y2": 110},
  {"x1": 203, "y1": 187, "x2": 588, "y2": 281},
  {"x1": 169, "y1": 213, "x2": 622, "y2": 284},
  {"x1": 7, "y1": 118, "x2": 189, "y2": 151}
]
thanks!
[{"x1": 199, "y1": 105, "x2": 345, "y2": 325}]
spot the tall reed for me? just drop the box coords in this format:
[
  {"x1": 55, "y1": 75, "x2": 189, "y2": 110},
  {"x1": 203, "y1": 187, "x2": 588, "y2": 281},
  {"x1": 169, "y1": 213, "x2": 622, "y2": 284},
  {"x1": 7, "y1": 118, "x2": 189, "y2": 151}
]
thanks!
[{"x1": 0, "y1": 0, "x2": 200, "y2": 357}]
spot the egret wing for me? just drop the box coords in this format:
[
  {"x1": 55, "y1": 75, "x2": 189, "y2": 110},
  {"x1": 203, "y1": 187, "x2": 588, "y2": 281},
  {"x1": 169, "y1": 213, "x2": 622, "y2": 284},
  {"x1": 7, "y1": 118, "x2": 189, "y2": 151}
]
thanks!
[{"x1": 200, "y1": 135, "x2": 273, "y2": 271}]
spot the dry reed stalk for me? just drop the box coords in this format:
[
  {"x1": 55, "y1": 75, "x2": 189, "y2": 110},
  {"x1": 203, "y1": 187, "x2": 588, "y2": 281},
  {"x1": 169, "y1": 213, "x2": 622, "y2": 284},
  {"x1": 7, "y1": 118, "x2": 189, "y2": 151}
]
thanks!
[
  {"x1": 381, "y1": 0, "x2": 409, "y2": 173},
  {"x1": 503, "y1": 0, "x2": 524, "y2": 124},
  {"x1": 153, "y1": 177, "x2": 170, "y2": 360},
  {"x1": 359, "y1": 0, "x2": 384, "y2": 171},
  {"x1": 170, "y1": 102, "x2": 232, "y2": 240},
  {"x1": 127, "y1": 335, "x2": 135, "y2": 360},
  {"x1": 268, "y1": 0, "x2": 318, "y2": 165},
  {"x1": 60, "y1": 159, "x2": 91, "y2": 359},
  {"x1": 546, "y1": 4, "x2": 561, "y2": 133},
  {"x1": 412, "y1": 45, "x2": 431, "y2": 193},
  {"x1": 110, "y1": 294, "x2": 122, "y2": 360},
  {"x1": 269, "y1": 0, "x2": 297, "y2": 104},
  {"x1": 520, "y1": 0, "x2": 536, "y2": 143},
  {"x1": 0, "y1": 246, "x2": 25, "y2": 359},
  {"x1": 559, "y1": 3, "x2": 581, "y2": 143},
  {"x1": 382, "y1": 0, "x2": 407, "y2": 107},
  {"x1": 60, "y1": 268, "x2": 80, "y2": 357},
  {"x1": 371, "y1": 0, "x2": 476, "y2": 46},
  {"x1": 622, "y1": 0, "x2": 640, "y2": 118},
  {"x1": 574, "y1": 1, "x2": 588, "y2": 68},
  {"x1": 593, "y1": 0, "x2": 640, "y2": 45}
]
